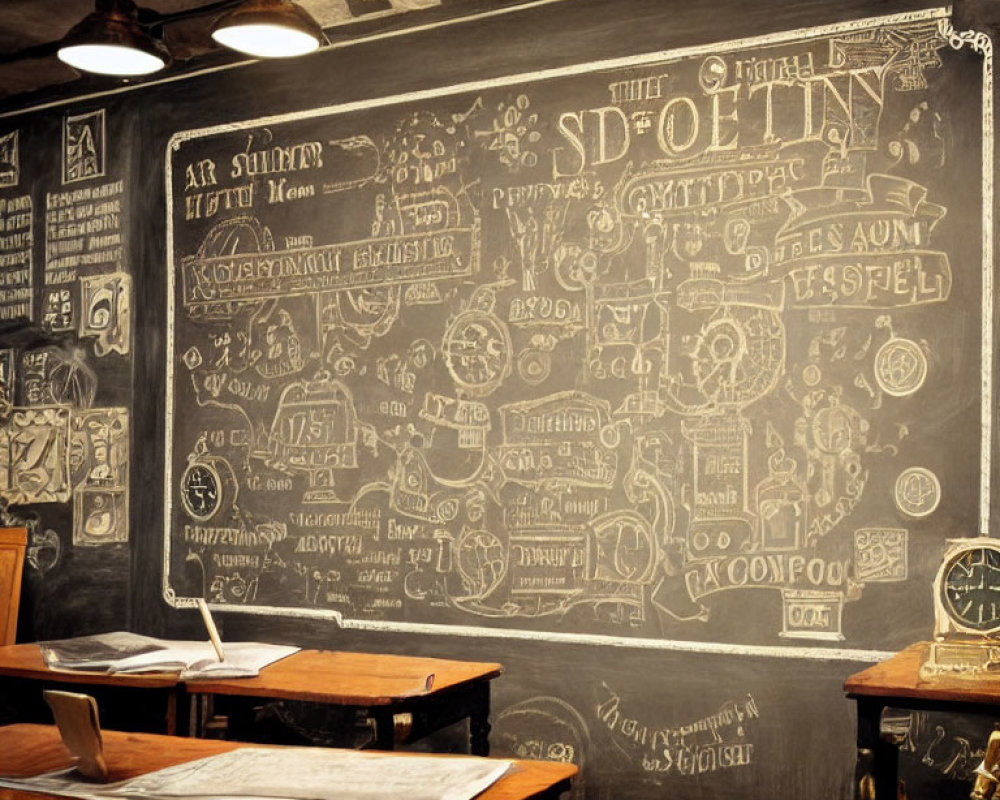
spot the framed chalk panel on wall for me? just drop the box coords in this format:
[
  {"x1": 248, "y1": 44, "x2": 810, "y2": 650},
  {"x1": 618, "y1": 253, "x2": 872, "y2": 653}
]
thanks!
[{"x1": 163, "y1": 7, "x2": 990, "y2": 656}]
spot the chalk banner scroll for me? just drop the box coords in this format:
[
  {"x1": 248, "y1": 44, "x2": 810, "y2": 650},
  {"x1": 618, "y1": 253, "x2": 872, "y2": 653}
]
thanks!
[{"x1": 166, "y1": 11, "x2": 986, "y2": 650}]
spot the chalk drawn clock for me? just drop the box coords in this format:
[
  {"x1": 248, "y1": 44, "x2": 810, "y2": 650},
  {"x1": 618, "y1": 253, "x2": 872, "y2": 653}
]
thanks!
[
  {"x1": 921, "y1": 538, "x2": 1000, "y2": 678},
  {"x1": 181, "y1": 462, "x2": 222, "y2": 521},
  {"x1": 179, "y1": 439, "x2": 239, "y2": 523}
]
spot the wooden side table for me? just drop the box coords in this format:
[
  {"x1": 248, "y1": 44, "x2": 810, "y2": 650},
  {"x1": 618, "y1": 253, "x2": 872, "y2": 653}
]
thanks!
[{"x1": 845, "y1": 641, "x2": 1000, "y2": 799}]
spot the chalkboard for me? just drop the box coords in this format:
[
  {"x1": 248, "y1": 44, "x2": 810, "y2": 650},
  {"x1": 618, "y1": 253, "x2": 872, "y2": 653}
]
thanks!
[{"x1": 162, "y1": 9, "x2": 986, "y2": 657}]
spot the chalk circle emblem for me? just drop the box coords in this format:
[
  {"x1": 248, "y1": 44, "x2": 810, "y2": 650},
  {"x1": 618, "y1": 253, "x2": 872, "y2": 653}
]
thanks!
[
  {"x1": 442, "y1": 310, "x2": 511, "y2": 396},
  {"x1": 874, "y1": 337, "x2": 927, "y2": 397},
  {"x1": 894, "y1": 466, "x2": 940, "y2": 518}
]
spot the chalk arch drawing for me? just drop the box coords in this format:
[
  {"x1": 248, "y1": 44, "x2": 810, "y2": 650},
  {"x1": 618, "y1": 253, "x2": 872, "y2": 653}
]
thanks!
[{"x1": 493, "y1": 696, "x2": 589, "y2": 800}]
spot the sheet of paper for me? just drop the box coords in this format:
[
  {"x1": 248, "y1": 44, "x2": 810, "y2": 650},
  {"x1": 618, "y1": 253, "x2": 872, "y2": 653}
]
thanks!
[
  {"x1": 0, "y1": 749, "x2": 513, "y2": 800},
  {"x1": 115, "y1": 749, "x2": 512, "y2": 800},
  {"x1": 109, "y1": 642, "x2": 300, "y2": 679},
  {"x1": 0, "y1": 770, "x2": 121, "y2": 800}
]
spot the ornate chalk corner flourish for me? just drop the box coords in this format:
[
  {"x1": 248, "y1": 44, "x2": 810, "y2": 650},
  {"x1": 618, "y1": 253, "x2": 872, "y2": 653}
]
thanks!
[
  {"x1": 163, "y1": 583, "x2": 179, "y2": 606},
  {"x1": 938, "y1": 18, "x2": 994, "y2": 118},
  {"x1": 939, "y1": 17, "x2": 994, "y2": 60}
]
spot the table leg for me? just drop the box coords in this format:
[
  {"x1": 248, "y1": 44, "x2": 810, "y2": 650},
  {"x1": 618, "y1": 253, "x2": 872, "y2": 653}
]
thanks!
[
  {"x1": 469, "y1": 682, "x2": 491, "y2": 757},
  {"x1": 370, "y1": 709, "x2": 395, "y2": 750},
  {"x1": 855, "y1": 697, "x2": 895, "y2": 800},
  {"x1": 183, "y1": 692, "x2": 211, "y2": 738},
  {"x1": 173, "y1": 687, "x2": 194, "y2": 737}
]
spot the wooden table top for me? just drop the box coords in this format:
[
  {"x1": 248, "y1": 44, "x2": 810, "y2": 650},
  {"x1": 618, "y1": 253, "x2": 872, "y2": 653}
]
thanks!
[
  {"x1": 845, "y1": 641, "x2": 1000, "y2": 706},
  {"x1": 0, "y1": 643, "x2": 503, "y2": 704},
  {"x1": 0, "y1": 724, "x2": 575, "y2": 800},
  {"x1": 186, "y1": 649, "x2": 504, "y2": 704}
]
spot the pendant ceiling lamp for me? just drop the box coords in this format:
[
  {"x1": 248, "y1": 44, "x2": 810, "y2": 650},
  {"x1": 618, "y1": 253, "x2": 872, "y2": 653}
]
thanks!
[
  {"x1": 211, "y1": 0, "x2": 323, "y2": 58},
  {"x1": 57, "y1": 0, "x2": 170, "y2": 77}
]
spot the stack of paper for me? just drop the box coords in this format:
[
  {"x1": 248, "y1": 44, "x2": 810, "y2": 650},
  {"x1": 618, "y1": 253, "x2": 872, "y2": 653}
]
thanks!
[{"x1": 39, "y1": 631, "x2": 299, "y2": 680}]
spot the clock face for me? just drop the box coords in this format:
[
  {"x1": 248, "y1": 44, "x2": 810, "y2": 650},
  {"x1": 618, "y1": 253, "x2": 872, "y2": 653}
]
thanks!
[
  {"x1": 181, "y1": 462, "x2": 221, "y2": 522},
  {"x1": 941, "y1": 546, "x2": 1000, "y2": 633}
]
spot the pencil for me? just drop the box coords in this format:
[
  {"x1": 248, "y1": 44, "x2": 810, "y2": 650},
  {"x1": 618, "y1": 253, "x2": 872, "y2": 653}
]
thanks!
[{"x1": 197, "y1": 598, "x2": 226, "y2": 662}]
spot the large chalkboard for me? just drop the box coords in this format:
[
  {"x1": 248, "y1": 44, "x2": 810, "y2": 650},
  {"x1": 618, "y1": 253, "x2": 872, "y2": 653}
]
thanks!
[{"x1": 164, "y1": 9, "x2": 985, "y2": 657}]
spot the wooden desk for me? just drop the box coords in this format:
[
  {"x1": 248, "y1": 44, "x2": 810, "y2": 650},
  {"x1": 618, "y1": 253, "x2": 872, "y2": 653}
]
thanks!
[
  {"x1": 188, "y1": 649, "x2": 504, "y2": 755},
  {"x1": 0, "y1": 643, "x2": 187, "y2": 735},
  {"x1": 0, "y1": 644, "x2": 502, "y2": 755},
  {"x1": 845, "y1": 641, "x2": 1000, "y2": 800},
  {"x1": 0, "y1": 723, "x2": 576, "y2": 800}
]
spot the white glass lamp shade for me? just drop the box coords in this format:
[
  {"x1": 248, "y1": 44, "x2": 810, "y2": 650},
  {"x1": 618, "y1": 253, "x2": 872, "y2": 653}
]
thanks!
[
  {"x1": 57, "y1": 2, "x2": 169, "y2": 76},
  {"x1": 58, "y1": 43, "x2": 166, "y2": 75},
  {"x1": 211, "y1": 0, "x2": 322, "y2": 58}
]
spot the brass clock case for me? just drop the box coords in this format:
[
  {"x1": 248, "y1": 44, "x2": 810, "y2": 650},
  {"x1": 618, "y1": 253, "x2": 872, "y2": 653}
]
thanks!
[{"x1": 932, "y1": 538, "x2": 1000, "y2": 639}]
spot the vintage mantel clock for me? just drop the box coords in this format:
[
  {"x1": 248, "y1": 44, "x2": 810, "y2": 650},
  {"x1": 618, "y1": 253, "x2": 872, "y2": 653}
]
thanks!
[{"x1": 921, "y1": 537, "x2": 1000, "y2": 678}]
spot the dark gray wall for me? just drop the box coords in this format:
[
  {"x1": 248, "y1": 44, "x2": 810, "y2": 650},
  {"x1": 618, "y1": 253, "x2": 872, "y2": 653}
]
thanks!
[{"x1": 2, "y1": 1, "x2": 998, "y2": 798}]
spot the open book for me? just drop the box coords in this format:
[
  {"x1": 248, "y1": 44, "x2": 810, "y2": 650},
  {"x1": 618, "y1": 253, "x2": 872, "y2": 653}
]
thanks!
[{"x1": 39, "y1": 631, "x2": 299, "y2": 680}]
